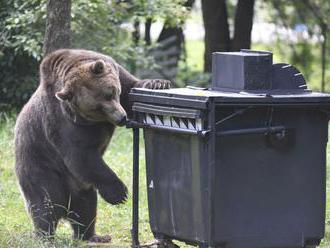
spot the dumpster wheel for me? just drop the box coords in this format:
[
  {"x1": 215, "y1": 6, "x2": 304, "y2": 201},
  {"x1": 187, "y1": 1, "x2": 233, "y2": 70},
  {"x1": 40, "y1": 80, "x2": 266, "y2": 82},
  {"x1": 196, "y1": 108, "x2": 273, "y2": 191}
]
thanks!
[{"x1": 304, "y1": 238, "x2": 321, "y2": 248}]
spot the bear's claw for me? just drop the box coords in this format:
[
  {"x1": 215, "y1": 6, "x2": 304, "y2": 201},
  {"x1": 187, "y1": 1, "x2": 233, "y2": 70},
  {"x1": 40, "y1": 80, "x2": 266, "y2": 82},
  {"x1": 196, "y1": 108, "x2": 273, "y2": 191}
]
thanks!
[{"x1": 140, "y1": 79, "x2": 171, "y2": 90}]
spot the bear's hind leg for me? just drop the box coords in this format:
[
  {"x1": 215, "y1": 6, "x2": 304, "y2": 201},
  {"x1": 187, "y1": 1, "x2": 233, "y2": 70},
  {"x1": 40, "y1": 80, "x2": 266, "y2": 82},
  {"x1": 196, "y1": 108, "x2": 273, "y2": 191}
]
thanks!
[
  {"x1": 31, "y1": 203, "x2": 59, "y2": 239},
  {"x1": 68, "y1": 188, "x2": 97, "y2": 240},
  {"x1": 17, "y1": 169, "x2": 69, "y2": 239},
  {"x1": 68, "y1": 188, "x2": 111, "y2": 243},
  {"x1": 27, "y1": 186, "x2": 67, "y2": 239}
]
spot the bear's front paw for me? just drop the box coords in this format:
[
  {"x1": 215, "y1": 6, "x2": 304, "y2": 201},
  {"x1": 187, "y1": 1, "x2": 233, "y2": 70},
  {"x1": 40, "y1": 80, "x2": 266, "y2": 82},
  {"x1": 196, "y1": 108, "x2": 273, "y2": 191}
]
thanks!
[
  {"x1": 97, "y1": 180, "x2": 128, "y2": 205},
  {"x1": 139, "y1": 79, "x2": 171, "y2": 89}
]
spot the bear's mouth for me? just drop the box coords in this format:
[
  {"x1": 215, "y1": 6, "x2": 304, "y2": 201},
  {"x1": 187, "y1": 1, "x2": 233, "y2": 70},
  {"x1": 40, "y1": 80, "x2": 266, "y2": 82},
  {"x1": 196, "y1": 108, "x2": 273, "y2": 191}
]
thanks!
[{"x1": 115, "y1": 116, "x2": 127, "y2": 126}]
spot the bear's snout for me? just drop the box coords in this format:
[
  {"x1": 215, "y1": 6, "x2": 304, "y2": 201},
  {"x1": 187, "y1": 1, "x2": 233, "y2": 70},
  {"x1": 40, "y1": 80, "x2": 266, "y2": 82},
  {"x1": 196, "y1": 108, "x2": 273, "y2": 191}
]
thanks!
[
  {"x1": 113, "y1": 112, "x2": 127, "y2": 126},
  {"x1": 116, "y1": 116, "x2": 127, "y2": 127},
  {"x1": 101, "y1": 100, "x2": 127, "y2": 126}
]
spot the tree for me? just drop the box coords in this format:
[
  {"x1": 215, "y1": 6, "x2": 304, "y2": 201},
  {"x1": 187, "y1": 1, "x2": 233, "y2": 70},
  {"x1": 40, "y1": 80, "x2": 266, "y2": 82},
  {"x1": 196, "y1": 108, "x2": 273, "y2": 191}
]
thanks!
[
  {"x1": 0, "y1": 0, "x2": 45, "y2": 110},
  {"x1": 43, "y1": 0, "x2": 71, "y2": 55},
  {"x1": 201, "y1": 0, "x2": 230, "y2": 72},
  {"x1": 232, "y1": 0, "x2": 255, "y2": 51},
  {"x1": 201, "y1": 0, "x2": 255, "y2": 72},
  {"x1": 157, "y1": 0, "x2": 195, "y2": 47}
]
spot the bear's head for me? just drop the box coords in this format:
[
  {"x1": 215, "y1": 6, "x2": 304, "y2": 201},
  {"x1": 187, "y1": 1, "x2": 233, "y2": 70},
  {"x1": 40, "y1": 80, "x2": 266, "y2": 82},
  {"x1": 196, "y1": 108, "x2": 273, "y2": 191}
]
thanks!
[{"x1": 41, "y1": 50, "x2": 127, "y2": 126}]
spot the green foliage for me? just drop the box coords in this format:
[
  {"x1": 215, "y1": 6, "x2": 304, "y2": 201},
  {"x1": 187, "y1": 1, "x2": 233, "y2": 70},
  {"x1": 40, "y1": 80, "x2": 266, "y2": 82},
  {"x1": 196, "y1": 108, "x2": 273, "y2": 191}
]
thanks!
[
  {"x1": 1, "y1": 0, "x2": 189, "y2": 62},
  {"x1": 1, "y1": 0, "x2": 46, "y2": 59},
  {"x1": 262, "y1": 0, "x2": 330, "y2": 33},
  {"x1": 0, "y1": 0, "x2": 45, "y2": 110},
  {"x1": 128, "y1": 0, "x2": 189, "y2": 25},
  {"x1": 0, "y1": 50, "x2": 39, "y2": 111},
  {"x1": 290, "y1": 42, "x2": 315, "y2": 82},
  {"x1": 70, "y1": 0, "x2": 189, "y2": 69},
  {"x1": 176, "y1": 61, "x2": 210, "y2": 88},
  {"x1": 0, "y1": 0, "x2": 43, "y2": 110}
]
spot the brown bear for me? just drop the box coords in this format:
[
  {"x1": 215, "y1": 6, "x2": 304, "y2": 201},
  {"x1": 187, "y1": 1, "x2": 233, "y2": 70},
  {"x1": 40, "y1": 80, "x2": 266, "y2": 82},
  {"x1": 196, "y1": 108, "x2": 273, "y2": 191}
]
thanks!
[{"x1": 14, "y1": 49, "x2": 170, "y2": 242}]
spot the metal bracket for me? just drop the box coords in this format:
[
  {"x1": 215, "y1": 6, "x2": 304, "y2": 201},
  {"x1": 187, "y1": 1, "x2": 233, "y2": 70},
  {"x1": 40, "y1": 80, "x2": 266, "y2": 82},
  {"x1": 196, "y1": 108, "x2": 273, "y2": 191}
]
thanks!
[{"x1": 131, "y1": 127, "x2": 140, "y2": 248}]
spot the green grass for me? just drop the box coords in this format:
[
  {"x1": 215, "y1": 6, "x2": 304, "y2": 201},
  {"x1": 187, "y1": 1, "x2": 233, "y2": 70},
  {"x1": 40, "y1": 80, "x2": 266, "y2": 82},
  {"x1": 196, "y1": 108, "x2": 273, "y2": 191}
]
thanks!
[{"x1": 185, "y1": 40, "x2": 204, "y2": 72}]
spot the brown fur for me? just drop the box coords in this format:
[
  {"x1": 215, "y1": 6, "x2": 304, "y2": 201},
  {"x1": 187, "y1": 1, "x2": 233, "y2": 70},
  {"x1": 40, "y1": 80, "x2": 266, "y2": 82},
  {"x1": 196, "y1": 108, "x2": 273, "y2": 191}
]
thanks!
[{"x1": 14, "y1": 49, "x2": 170, "y2": 241}]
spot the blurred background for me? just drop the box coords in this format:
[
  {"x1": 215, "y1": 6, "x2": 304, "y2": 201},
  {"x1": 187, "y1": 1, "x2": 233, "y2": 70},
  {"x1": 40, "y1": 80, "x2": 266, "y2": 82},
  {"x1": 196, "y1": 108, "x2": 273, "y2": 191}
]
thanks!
[{"x1": 0, "y1": 0, "x2": 329, "y2": 111}]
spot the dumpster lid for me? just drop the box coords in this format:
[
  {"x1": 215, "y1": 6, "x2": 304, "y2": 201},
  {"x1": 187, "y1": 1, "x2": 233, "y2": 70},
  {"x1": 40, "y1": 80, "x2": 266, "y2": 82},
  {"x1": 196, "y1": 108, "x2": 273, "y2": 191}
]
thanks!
[{"x1": 130, "y1": 87, "x2": 330, "y2": 107}]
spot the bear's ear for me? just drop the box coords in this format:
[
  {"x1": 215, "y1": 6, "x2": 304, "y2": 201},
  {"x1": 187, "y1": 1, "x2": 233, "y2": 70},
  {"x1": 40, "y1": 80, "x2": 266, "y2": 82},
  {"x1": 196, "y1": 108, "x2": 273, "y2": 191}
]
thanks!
[
  {"x1": 55, "y1": 89, "x2": 73, "y2": 101},
  {"x1": 91, "y1": 60, "x2": 105, "y2": 75}
]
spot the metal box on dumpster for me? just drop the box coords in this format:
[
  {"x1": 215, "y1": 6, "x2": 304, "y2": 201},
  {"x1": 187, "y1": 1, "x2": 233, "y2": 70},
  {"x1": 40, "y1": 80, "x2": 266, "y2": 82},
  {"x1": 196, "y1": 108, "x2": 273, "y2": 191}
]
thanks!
[{"x1": 129, "y1": 50, "x2": 330, "y2": 248}]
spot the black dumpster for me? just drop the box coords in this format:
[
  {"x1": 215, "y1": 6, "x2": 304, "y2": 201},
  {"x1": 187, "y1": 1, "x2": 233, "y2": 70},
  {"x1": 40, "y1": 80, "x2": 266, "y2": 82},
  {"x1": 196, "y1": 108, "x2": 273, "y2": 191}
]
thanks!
[{"x1": 129, "y1": 50, "x2": 330, "y2": 248}]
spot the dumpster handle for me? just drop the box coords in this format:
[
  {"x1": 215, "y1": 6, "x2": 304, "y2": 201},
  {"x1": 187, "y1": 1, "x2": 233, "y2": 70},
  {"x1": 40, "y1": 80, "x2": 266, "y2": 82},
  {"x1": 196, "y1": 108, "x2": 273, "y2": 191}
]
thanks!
[
  {"x1": 217, "y1": 125, "x2": 287, "y2": 136},
  {"x1": 127, "y1": 120, "x2": 210, "y2": 137}
]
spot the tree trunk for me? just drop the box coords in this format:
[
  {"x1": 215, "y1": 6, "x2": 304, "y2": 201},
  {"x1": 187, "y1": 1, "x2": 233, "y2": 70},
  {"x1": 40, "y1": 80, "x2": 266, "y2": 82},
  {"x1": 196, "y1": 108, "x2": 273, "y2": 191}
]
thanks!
[
  {"x1": 133, "y1": 19, "x2": 140, "y2": 46},
  {"x1": 157, "y1": 0, "x2": 195, "y2": 49},
  {"x1": 130, "y1": 19, "x2": 140, "y2": 74},
  {"x1": 201, "y1": 0, "x2": 230, "y2": 72},
  {"x1": 145, "y1": 18, "x2": 152, "y2": 45},
  {"x1": 231, "y1": 0, "x2": 255, "y2": 51},
  {"x1": 321, "y1": 25, "x2": 327, "y2": 92},
  {"x1": 155, "y1": 25, "x2": 184, "y2": 81},
  {"x1": 149, "y1": 0, "x2": 194, "y2": 82},
  {"x1": 43, "y1": 0, "x2": 71, "y2": 56},
  {"x1": 157, "y1": 0, "x2": 194, "y2": 44},
  {"x1": 157, "y1": 25, "x2": 184, "y2": 46}
]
